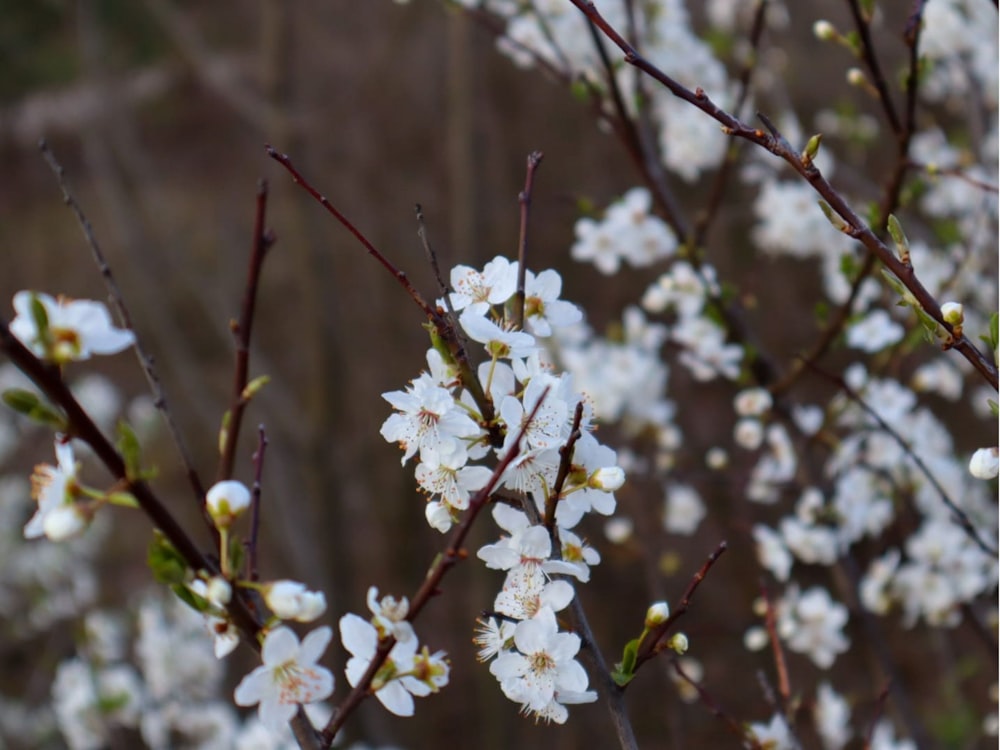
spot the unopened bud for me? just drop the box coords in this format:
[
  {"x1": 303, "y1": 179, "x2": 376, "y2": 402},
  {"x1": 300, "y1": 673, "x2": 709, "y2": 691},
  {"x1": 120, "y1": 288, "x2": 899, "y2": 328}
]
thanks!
[
  {"x1": 847, "y1": 68, "x2": 867, "y2": 87},
  {"x1": 206, "y1": 480, "x2": 251, "y2": 529},
  {"x1": 813, "y1": 20, "x2": 837, "y2": 40},
  {"x1": 941, "y1": 302, "x2": 964, "y2": 326},
  {"x1": 668, "y1": 633, "x2": 689, "y2": 654},
  {"x1": 969, "y1": 447, "x2": 999, "y2": 480},
  {"x1": 645, "y1": 601, "x2": 670, "y2": 628},
  {"x1": 589, "y1": 466, "x2": 625, "y2": 492}
]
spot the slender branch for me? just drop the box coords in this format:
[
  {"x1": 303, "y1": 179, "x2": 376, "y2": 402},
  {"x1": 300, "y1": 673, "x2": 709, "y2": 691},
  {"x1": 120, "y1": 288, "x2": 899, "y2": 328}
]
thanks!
[
  {"x1": 265, "y1": 145, "x2": 438, "y2": 321},
  {"x1": 319, "y1": 388, "x2": 550, "y2": 745},
  {"x1": 513, "y1": 150, "x2": 544, "y2": 331},
  {"x1": 563, "y1": 0, "x2": 998, "y2": 390},
  {"x1": 759, "y1": 581, "x2": 791, "y2": 710},
  {"x1": 672, "y1": 659, "x2": 762, "y2": 748},
  {"x1": 37, "y1": 139, "x2": 209, "y2": 516},
  {"x1": 415, "y1": 204, "x2": 451, "y2": 301},
  {"x1": 633, "y1": 541, "x2": 727, "y2": 669},
  {"x1": 846, "y1": 0, "x2": 902, "y2": 134},
  {"x1": 863, "y1": 680, "x2": 892, "y2": 749},
  {"x1": 217, "y1": 180, "x2": 275, "y2": 483},
  {"x1": 266, "y1": 145, "x2": 500, "y2": 441},
  {"x1": 543, "y1": 401, "x2": 584, "y2": 533},
  {"x1": 248, "y1": 424, "x2": 268, "y2": 582}
]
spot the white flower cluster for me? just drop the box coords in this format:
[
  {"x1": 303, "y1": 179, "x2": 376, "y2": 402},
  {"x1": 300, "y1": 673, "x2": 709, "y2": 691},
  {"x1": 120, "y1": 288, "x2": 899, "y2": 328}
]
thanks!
[
  {"x1": 380, "y1": 256, "x2": 619, "y2": 722},
  {"x1": 468, "y1": 1, "x2": 730, "y2": 180},
  {"x1": 571, "y1": 187, "x2": 677, "y2": 275}
]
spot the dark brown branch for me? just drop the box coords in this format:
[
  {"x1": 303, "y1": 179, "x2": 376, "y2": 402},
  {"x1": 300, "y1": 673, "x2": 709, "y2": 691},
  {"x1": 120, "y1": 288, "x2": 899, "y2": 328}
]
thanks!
[
  {"x1": 513, "y1": 151, "x2": 544, "y2": 331},
  {"x1": 265, "y1": 145, "x2": 438, "y2": 321},
  {"x1": 846, "y1": 0, "x2": 902, "y2": 134},
  {"x1": 543, "y1": 401, "x2": 585, "y2": 533},
  {"x1": 38, "y1": 139, "x2": 209, "y2": 517},
  {"x1": 217, "y1": 179, "x2": 275, "y2": 483},
  {"x1": 863, "y1": 680, "x2": 893, "y2": 749}
]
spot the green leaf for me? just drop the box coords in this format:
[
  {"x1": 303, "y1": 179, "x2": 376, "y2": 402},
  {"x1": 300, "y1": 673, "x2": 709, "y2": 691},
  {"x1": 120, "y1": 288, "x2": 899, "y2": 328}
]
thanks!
[
  {"x1": 886, "y1": 214, "x2": 910, "y2": 261},
  {"x1": 241, "y1": 375, "x2": 270, "y2": 401},
  {"x1": 148, "y1": 531, "x2": 189, "y2": 585},
  {"x1": 171, "y1": 582, "x2": 209, "y2": 614},
  {"x1": 29, "y1": 293, "x2": 50, "y2": 341},
  {"x1": 818, "y1": 200, "x2": 850, "y2": 233},
  {"x1": 2, "y1": 388, "x2": 67, "y2": 429},
  {"x1": 612, "y1": 637, "x2": 640, "y2": 687},
  {"x1": 116, "y1": 420, "x2": 142, "y2": 482}
]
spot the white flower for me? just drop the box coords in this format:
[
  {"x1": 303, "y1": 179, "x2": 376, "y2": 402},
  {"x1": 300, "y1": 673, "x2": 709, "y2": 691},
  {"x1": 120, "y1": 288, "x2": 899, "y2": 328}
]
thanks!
[
  {"x1": 340, "y1": 613, "x2": 423, "y2": 717},
  {"x1": 264, "y1": 580, "x2": 327, "y2": 623},
  {"x1": 233, "y1": 626, "x2": 334, "y2": 732},
  {"x1": 754, "y1": 524, "x2": 793, "y2": 582},
  {"x1": 522, "y1": 269, "x2": 582, "y2": 336},
  {"x1": 367, "y1": 586, "x2": 415, "y2": 643},
  {"x1": 845, "y1": 309, "x2": 904, "y2": 352},
  {"x1": 474, "y1": 616, "x2": 516, "y2": 662},
  {"x1": 380, "y1": 375, "x2": 482, "y2": 465},
  {"x1": 748, "y1": 714, "x2": 796, "y2": 750},
  {"x1": 26, "y1": 440, "x2": 88, "y2": 541},
  {"x1": 734, "y1": 388, "x2": 773, "y2": 417},
  {"x1": 10, "y1": 291, "x2": 135, "y2": 363},
  {"x1": 205, "y1": 480, "x2": 251, "y2": 528},
  {"x1": 969, "y1": 447, "x2": 999, "y2": 479},
  {"x1": 814, "y1": 682, "x2": 852, "y2": 750},
  {"x1": 447, "y1": 256, "x2": 518, "y2": 313},
  {"x1": 489, "y1": 607, "x2": 589, "y2": 713},
  {"x1": 777, "y1": 587, "x2": 849, "y2": 669},
  {"x1": 663, "y1": 483, "x2": 705, "y2": 535},
  {"x1": 459, "y1": 309, "x2": 538, "y2": 359}
]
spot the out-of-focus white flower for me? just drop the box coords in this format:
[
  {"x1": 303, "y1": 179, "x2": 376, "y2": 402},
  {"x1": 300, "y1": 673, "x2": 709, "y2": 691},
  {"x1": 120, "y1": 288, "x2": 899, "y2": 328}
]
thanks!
[
  {"x1": 969, "y1": 447, "x2": 999, "y2": 479},
  {"x1": 748, "y1": 714, "x2": 796, "y2": 750},
  {"x1": 663, "y1": 483, "x2": 706, "y2": 535},
  {"x1": 10, "y1": 291, "x2": 135, "y2": 364},
  {"x1": 264, "y1": 580, "x2": 327, "y2": 623},
  {"x1": 845, "y1": 309, "x2": 905, "y2": 352},
  {"x1": 814, "y1": 682, "x2": 852, "y2": 750},
  {"x1": 777, "y1": 587, "x2": 850, "y2": 669}
]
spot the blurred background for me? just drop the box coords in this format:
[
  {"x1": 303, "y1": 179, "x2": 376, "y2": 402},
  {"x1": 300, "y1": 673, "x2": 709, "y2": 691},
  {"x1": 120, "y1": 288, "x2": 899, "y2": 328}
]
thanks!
[{"x1": 0, "y1": 1, "x2": 994, "y2": 748}]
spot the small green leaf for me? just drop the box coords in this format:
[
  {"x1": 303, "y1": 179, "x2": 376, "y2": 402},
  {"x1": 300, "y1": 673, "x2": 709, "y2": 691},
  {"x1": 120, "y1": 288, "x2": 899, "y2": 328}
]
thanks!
[
  {"x1": 612, "y1": 637, "x2": 640, "y2": 687},
  {"x1": 29, "y1": 294, "x2": 50, "y2": 341},
  {"x1": 171, "y1": 582, "x2": 209, "y2": 614},
  {"x1": 818, "y1": 200, "x2": 851, "y2": 233},
  {"x1": 241, "y1": 375, "x2": 270, "y2": 402},
  {"x1": 2, "y1": 388, "x2": 67, "y2": 429},
  {"x1": 218, "y1": 410, "x2": 231, "y2": 455},
  {"x1": 117, "y1": 421, "x2": 142, "y2": 482},
  {"x1": 802, "y1": 133, "x2": 823, "y2": 162},
  {"x1": 148, "y1": 531, "x2": 189, "y2": 585},
  {"x1": 886, "y1": 214, "x2": 910, "y2": 262}
]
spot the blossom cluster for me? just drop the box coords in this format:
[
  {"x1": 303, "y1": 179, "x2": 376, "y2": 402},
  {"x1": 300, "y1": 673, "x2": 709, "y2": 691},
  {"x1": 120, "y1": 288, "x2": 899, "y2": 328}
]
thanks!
[{"x1": 380, "y1": 256, "x2": 620, "y2": 721}]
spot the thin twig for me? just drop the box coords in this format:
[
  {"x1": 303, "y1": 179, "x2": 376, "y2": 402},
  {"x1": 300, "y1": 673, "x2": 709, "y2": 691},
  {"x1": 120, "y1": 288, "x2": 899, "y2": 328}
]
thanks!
[
  {"x1": 217, "y1": 179, "x2": 275, "y2": 483},
  {"x1": 415, "y1": 204, "x2": 451, "y2": 301},
  {"x1": 863, "y1": 680, "x2": 892, "y2": 749},
  {"x1": 248, "y1": 424, "x2": 268, "y2": 582},
  {"x1": 564, "y1": 0, "x2": 998, "y2": 389},
  {"x1": 267, "y1": 145, "x2": 500, "y2": 441},
  {"x1": 543, "y1": 401, "x2": 584, "y2": 533},
  {"x1": 672, "y1": 659, "x2": 762, "y2": 748},
  {"x1": 513, "y1": 151, "x2": 544, "y2": 331},
  {"x1": 37, "y1": 139, "x2": 209, "y2": 516},
  {"x1": 759, "y1": 580, "x2": 791, "y2": 710},
  {"x1": 634, "y1": 541, "x2": 727, "y2": 669},
  {"x1": 846, "y1": 0, "x2": 902, "y2": 134}
]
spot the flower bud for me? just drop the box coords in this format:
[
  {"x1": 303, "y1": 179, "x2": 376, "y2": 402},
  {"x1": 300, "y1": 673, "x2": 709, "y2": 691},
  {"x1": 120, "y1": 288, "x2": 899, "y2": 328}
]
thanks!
[
  {"x1": 265, "y1": 580, "x2": 327, "y2": 622},
  {"x1": 813, "y1": 20, "x2": 836, "y2": 40},
  {"x1": 645, "y1": 601, "x2": 670, "y2": 628},
  {"x1": 969, "y1": 447, "x2": 999, "y2": 480},
  {"x1": 589, "y1": 466, "x2": 625, "y2": 492},
  {"x1": 846, "y1": 68, "x2": 867, "y2": 87},
  {"x1": 205, "y1": 480, "x2": 251, "y2": 529},
  {"x1": 668, "y1": 633, "x2": 689, "y2": 654},
  {"x1": 941, "y1": 302, "x2": 964, "y2": 326}
]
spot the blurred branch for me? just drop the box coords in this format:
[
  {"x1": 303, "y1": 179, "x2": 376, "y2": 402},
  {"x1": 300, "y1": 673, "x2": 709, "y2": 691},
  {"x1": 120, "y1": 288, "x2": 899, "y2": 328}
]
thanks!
[
  {"x1": 38, "y1": 139, "x2": 210, "y2": 521},
  {"x1": 562, "y1": 1, "x2": 998, "y2": 389}
]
